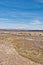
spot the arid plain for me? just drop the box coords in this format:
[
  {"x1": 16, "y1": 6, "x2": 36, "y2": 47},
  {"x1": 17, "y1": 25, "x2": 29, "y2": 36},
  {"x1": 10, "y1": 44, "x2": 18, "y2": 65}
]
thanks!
[{"x1": 0, "y1": 30, "x2": 43, "y2": 65}]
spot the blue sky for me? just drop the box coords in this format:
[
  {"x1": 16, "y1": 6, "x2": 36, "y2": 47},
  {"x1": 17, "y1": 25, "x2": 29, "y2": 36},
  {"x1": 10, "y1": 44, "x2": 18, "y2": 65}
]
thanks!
[{"x1": 0, "y1": 0, "x2": 43, "y2": 30}]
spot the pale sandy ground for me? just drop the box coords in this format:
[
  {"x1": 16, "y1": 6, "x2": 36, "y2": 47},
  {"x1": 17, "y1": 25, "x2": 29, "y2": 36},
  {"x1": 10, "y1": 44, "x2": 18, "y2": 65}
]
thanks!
[{"x1": 0, "y1": 42, "x2": 42, "y2": 65}]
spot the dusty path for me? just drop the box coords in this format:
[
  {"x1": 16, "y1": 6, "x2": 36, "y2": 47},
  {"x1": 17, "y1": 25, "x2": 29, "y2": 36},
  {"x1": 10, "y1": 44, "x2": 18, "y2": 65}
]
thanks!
[{"x1": 0, "y1": 43, "x2": 42, "y2": 65}]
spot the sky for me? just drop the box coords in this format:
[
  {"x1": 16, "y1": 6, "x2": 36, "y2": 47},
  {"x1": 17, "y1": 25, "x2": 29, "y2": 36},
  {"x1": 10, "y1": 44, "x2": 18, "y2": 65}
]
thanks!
[{"x1": 0, "y1": 0, "x2": 43, "y2": 30}]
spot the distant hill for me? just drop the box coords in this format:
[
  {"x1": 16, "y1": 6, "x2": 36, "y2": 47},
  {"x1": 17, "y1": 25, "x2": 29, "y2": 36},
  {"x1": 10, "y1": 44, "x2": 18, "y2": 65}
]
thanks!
[{"x1": 0, "y1": 29, "x2": 43, "y2": 32}]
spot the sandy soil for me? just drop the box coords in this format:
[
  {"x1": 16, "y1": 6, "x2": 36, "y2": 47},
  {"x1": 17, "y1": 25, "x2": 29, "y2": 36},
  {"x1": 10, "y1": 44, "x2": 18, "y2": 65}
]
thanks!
[{"x1": 0, "y1": 42, "x2": 42, "y2": 65}]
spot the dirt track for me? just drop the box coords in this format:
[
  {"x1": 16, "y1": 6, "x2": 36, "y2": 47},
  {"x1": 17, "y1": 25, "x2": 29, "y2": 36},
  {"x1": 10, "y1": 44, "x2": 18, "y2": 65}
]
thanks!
[{"x1": 0, "y1": 42, "x2": 42, "y2": 65}]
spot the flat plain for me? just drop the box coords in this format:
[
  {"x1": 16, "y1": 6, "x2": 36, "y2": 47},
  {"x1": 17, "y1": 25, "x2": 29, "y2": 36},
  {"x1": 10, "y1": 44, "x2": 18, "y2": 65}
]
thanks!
[{"x1": 0, "y1": 30, "x2": 43, "y2": 65}]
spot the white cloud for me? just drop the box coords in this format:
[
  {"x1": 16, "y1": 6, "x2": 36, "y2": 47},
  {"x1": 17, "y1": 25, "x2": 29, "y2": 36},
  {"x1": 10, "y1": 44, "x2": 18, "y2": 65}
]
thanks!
[
  {"x1": 30, "y1": 20, "x2": 41, "y2": 25},
  {"x1": 0, "y1": 18, "x2": 43, "y2": 30},
  {"x1": 25, "y1": 20, "x2": 43, "y2": 30}
]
